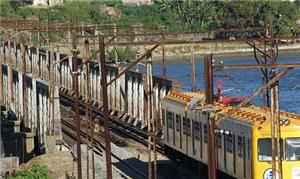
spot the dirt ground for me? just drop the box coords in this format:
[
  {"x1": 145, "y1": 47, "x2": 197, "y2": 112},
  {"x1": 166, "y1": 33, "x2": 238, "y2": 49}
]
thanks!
[{"x1": 19, "y1": 149, "x2": 75, "y2": 179}]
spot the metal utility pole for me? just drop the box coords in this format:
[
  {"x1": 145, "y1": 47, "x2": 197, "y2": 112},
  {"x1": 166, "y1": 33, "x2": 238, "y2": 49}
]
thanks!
[
  {"x1": 71, "y1": 32, "x2": 82, "y2": 179},
  {"x1": 0, "y1": 48, "x2": 2, "y2": 105},
  {"x1": 98, "y1": 35, "x2": 113, "y2": 179},
  {"x1": 84, "y1": 39, "x2": 92, "y2": 179},
  {"x1": 262, "y1": 40, "x2": 270, "y2": 107},
  {"x1": 161, "y1": 28, "x2": 166, "y2": 78},
  {"x1": 146, "y1": 53, "x2": 153, "y2": 179},
  {"x1": 91, "y1": 41, "x2": 96, "y2": 179},
  {"x1": 146, "y1": 53, "x2": 157, "y2": 179},
  {"x1": 114, "y1": 24, "x2": 118, "y2": 65},
  {"x1": 204, "y1": 54, "x2": 216, "y2": 179},
  {"x1": 269, "y1": 21, "x2": 282, "y2": 179},
  {"x1": 190, "y1": 44, "x2": 196, "y2": 91}
]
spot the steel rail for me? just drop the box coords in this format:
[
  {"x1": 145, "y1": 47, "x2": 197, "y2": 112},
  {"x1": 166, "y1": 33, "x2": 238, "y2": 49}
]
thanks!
[
  {"x1": 61, "y1": 118, "x2": 148, "y2": 179},
  {"x1": 59, "y1": 92, "x2": 164, "y2": 153}
]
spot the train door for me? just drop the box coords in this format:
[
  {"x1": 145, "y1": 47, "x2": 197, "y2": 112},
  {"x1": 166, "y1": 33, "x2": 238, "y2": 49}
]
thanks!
[
  {"x1": 172, "y1": 112, "x2": 175, "y2": 146},
  {"x1": 175, "y1": 114, "x2": 182, "y2": 150},
  {"x1": 199, "y1": 122, "x2": 202, "y2": 159},
  {"x1": 166, "y1": 110, "x2": 174, "y2": 146},
  {"x1": 247, "y1": 139, "x2": 251, "y2": 178},
  {"x1": 223, "y1": 132, "x2": 227, "y2": 171},
  {"x1": 194, "y1": 120, "x2": 201, "y2": 160},
  {"x1": 165, "y1": 109, "x2": 169, "y2": 143},
  {"x1": 217, "y1": 133, "x2": 225, "y2": 171},
  {"x1": 203, "y1": 124, "x2": 208, "y2": 163},
  {"x1": 237, "y1": 135, "x2": 245, "y2": 178},
  {"x1": 187, "y1": 118, "x2": 192, "y2": 155},
  {"x1": 225, "y1": 133, "x2": 234, "y2": 175}
]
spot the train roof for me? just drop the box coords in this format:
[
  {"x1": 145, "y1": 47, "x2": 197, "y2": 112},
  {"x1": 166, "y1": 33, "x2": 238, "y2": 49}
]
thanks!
[{"x1": 164, "y1": 91, "x2": 300, "y2": 130}]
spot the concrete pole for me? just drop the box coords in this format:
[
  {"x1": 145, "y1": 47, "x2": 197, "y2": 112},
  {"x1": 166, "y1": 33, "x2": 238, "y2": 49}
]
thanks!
[
  {"x1": 21, "y1": 42, "x2": 28, "y2": 127},
  {"x1": 49, "y1": 46, "x2": 55, "y2": 136},
  {"x1": 8, "y1": 37, "x2": 14, "y2": 113}
]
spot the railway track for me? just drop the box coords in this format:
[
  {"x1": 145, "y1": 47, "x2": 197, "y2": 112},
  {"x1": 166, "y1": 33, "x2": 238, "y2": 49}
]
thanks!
[
  {"x1": 62, "y1": 116, "x2": 148, "y2": 179},
  {"x1": 59, "y1": 90, "x2": 164, "y2": 153}
]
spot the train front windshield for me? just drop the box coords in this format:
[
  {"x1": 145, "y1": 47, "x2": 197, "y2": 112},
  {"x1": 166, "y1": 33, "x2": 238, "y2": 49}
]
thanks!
[
  {"x1": 258, "y1": 138, "x2": 283, "y2": 161},
  {"x1": 286, "y1": 138, "x2": 300, "y2": 161},
  {"x1": 258, "y1": 138, "x2": 272, "y2": 161}
]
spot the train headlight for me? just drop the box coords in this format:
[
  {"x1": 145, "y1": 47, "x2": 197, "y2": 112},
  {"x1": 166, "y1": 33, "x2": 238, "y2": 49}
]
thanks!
[
  {"x1": 284, "y1": 119, "x2": 290, "y2": 126},
  {"x1": 279, "y1": 120, "x2": 284, "y2": 126},
  {"x1": 224, "y1": 130, "x2": 231, "y2": 135}
]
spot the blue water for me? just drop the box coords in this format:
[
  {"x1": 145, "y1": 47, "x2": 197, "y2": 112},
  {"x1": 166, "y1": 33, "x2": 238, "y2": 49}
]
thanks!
[{"x1": 140, "y1": 55, "x2": 300, "y2": 113}]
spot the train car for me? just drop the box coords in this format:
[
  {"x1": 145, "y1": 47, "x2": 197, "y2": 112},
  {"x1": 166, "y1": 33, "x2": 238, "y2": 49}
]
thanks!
[{"x1": 162, "y1": 91, "x2": 300, "y2": 179}]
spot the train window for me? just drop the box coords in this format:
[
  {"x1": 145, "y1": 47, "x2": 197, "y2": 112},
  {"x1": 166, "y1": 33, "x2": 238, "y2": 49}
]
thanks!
[
  {"x1": 186, "y1": 118, "x2": 191, "y2": 136},
  {"x1": 258, "y1": 138, "x2": 283, "y2": 161},
  {"x1": 225, "y1": 134, "x2": 233, "y2": 153},
  {"x1": 167, "y1": 111, "x2": 174, "y2": 129},
  {"x1": 204, "y1": 124, "x2": 208, "y2": 143},
  {"x1": 194, "y1": 121, "x2": 200, "y2": 140},
  {"x1": 238, "y1": 136, "x2": 243, "y2": 157},
  {"x1": 217, "y1": 133, "x2": 222, "y2": 148},
  {"x1": 176, "y1": 114, "x2": 181, "y2": 132},
  {"x1": 286, "y1": 138, "x2": 300, "y2": 161},
  {"x1": 258, "y1": 138, "x2": 271, "y2": 161}
]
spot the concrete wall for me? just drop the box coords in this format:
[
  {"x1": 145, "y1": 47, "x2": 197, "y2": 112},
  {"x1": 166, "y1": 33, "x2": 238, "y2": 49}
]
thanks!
[
  {"x1": 0, "y1": 42, "x2": 61, "y2": 152},
  {"x1": 0, "y1": 41, "x2": 178, "y2": 135}
]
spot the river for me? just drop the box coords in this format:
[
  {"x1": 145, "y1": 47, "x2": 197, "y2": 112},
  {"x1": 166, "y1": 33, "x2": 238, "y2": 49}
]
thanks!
[{"x1": 140, "y1": 53, "x2": 300, "y2": 113}]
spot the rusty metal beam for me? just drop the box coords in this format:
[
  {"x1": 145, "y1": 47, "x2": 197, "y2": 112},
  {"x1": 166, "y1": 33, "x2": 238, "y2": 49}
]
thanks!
[
  {"x1": 105, "y1": 35, "x2": 300, "y2": 46},
  {"x1": 204, "y1": 54, "x2": 214, "y2": 104},
  {"x1": 0, "y1": 63, "x2": 2, "y2": 105},
  {"x1": 247, "y1": 41, "x2": 273, "y2": 59},
  {"x1": 84, "y1": 39, "x2": 90, "y2": 179},
  {"x1": 146, "y1": 54, "x2": 153, "y2": 179},
  {"x1": 213, "y1": 63, "x2": 300, "y2": 70},
  {"x1": 107, "y1": 45, "x2": 159, "y2": 86},
  {"x1": 162, "y1": 32, "x2": 166, "y2": 78},
  {"x1": 190, "y1": 44, "x2": 196, "y2": 91},
  {"x1": 75, "y1": 36, "x2": 117, "y2": 70},
  {"x1": 215, "y1": 67, "x2": 293, "y2": 125},
  {"x1": 80, "y1": 27, "x2": 266, "y2": 38},
  {"x1": 98, "y1": 35, "x2": 113, "y2": 179},
  {"x1": 204, "y1": 54, "x2": 216, "y2": 179},
  {"x1": 71, "y1": 33, "x2": 82, "y2": 179}
]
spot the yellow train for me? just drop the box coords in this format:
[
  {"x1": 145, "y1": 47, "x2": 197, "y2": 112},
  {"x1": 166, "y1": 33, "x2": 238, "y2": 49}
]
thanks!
[{"x1": 162, "y1": 91, "x2": 300, "y2": 179}]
